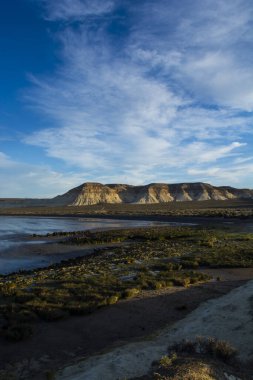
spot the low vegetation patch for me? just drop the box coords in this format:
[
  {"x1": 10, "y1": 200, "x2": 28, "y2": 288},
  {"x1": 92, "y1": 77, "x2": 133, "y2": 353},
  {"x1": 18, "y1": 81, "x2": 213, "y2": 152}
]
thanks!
[
  {"x1": 0, "y1": 225, "x2": 252, "y2": 341},
  {"x1": 133, "y1": 337, "x2": 250, "y2": 380}
]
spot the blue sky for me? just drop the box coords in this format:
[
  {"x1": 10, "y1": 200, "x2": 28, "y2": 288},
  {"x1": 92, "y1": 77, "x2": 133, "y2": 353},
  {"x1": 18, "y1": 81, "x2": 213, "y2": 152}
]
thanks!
[{"x1": 0, "y1": 0, "x2": 253, "y2": 197}]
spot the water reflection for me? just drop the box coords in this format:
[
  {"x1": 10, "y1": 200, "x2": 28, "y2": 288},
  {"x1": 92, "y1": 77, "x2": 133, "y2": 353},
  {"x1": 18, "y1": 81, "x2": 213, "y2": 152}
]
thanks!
[
  {"x1": 0, "y1": 216, "x2": 172, "y2": 274},
  {"x1": 0, "y1": 216, "x2": 162, "y2": 238}
]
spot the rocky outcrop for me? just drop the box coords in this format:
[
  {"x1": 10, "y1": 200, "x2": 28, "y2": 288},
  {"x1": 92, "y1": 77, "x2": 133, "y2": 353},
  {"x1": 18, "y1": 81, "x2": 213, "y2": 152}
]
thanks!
[
  {"x1": 52, "y1": 182, "x2": 253, "y2": 206},
  {"x1": 1, "y1": 182, "x2": 252, "y2": 208}
]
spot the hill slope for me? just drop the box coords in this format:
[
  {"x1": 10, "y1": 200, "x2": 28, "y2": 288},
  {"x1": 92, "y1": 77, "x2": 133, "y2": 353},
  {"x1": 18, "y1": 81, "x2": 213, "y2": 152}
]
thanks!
[{"x1": 52, "y1": 182, "x2": 253, "y2": 206}]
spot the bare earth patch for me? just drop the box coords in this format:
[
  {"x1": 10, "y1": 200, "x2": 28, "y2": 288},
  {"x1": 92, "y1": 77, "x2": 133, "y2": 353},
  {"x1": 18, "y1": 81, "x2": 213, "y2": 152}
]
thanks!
[
  {"x1": 57, "y1": 279, "x2": 253, "y2": 380},
  {"x1": 0, "y1": 278, "x2": 248, "y2": 380}
]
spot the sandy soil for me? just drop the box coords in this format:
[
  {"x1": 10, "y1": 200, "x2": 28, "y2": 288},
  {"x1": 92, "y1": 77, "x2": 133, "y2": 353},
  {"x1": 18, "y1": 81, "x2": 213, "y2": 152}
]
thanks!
[
  {"x1": 57, "y1": 278, "x2": 253, "y2": 380},
  {"x1": 0, "y1": 274, "x2": 251, "y2": 380}
]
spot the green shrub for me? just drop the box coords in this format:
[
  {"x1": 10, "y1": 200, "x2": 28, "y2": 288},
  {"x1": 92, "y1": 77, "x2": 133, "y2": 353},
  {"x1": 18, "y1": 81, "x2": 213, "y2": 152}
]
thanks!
[
  {"x1": 106, "y1": 295, "x2": 119, "y2": 305},
  {"x1": 66, "y1": 302, "x2": 97, "y2": 315},
  {"x1": 159, "y1": 352, "x2": 177, "y2": 368},
  {"x1": 123, "y1": 288, "x2": 140, "y2": 298},
  {"x1": 165, "y1": 280, "x2": 174, "y2": 287}
]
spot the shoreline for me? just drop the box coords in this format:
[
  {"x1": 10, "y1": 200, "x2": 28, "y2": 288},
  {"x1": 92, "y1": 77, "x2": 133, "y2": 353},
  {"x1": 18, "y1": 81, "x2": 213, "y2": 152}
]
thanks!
[
  {"x1": 1, "y1": 212, "x2": 253, "y2": 226},
  {"x1": 0, "y1": 240, "x2": 126, "y2": 276},
  {"x1": 0, "y1": 210, "x2": 253, "y2": 226},
  {"x1": 0, "y1": 212, "x2": 253, "y2": 221},
  {"x1": 0, "y1": 217, "x2": 191, "y2": 275},
  {"x1": 0, "y1": 215, "x2": 252, "y2": 275}
]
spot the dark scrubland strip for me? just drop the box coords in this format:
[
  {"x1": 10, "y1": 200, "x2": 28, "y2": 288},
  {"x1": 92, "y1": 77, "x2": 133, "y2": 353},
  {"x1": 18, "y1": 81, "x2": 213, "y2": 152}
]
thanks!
[{"x1": 0, "y1": 199, "x2": 253, "y2": 218}]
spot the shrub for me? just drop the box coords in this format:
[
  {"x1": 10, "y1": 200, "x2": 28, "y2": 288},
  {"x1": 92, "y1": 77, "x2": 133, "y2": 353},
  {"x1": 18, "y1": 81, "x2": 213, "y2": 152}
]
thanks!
[
  {"x1": 122, "y1": 288, "x2": 140, "y2": 298},
  {"x1": 173, "y1": 278, "x2": 189, "y2": 287},
  {"x1": 106, "y1": 295, "x2": 119, "y2": 305},
  {"x1": 182, "y1": 278, "x2": 191, "y2": 287},
  {"x1": 205, "y1": 337, "x2": 237, "y2": 363},
  {"x1": 153, "y1": 282, "x2": 162, "y2": 290},
  {"x1": 0, "y1": 282, "x2": 17, "y2": 296},
  {"x1": 172, "y1": 339, "x2": 196, "y2": 354},
  {"x1": 172, "y1": 337, "x2": 237, "y2": 364},
  {"x1": 165, "y1": 280, "x2": 174, "y2": 287},
  {"x1": 159, "y1": 353, "x2": 177, "y2": 368},
  {"x1": 66, "y1": 302, "x2": 97, "y2": 315}
]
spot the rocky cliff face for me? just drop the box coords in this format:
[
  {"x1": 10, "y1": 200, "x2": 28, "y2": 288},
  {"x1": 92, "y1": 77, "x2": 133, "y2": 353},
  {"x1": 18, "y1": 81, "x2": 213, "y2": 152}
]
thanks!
[{"x1": 52, "y1": 182, "x2": 253, "y2": 206}]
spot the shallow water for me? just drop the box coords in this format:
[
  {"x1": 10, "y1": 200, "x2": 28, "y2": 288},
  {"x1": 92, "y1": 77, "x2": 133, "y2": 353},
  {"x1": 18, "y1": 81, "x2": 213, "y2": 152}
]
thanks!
[
  {"x1": 0, "y1": 216, "x2": 163, "y2": 249},
  {"x1": 0, "y1": 216, "x2": 160, "y2": 238},
  {"x1": 0, "y1": 216, "x2": 182, "y2": 274}
]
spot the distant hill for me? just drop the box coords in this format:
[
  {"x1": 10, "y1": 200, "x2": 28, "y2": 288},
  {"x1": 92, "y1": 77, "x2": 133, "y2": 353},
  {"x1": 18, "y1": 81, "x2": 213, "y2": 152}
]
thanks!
[
  {"x1": 52, "y1": 182, "x2": 253, "y2": 206},
  {"x1": 1, "y1": 182, "x2": 253, "y2": 208}
]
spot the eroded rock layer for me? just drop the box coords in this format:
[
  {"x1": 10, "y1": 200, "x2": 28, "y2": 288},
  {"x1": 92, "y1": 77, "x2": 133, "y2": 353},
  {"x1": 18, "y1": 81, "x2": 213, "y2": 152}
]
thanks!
[{"x1": 52, "y1": 182, "x2": 253, "y2": 206}]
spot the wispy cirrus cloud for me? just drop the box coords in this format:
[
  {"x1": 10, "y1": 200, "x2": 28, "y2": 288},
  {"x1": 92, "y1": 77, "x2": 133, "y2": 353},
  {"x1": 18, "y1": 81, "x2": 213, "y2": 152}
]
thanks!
[
  {"x1": 0, "y1": 151, "x2": 85, "y2": 197},
  {"x1": 0, "y1": 152, "x2": 14, "y2": 168},
  {"x1": 188, "y1": 161, "x2": 253, "y2": 186},
  {"x1": 130, "y1": 0, "x2": 253, "y2": 110},
  {"x1": 22, "y1": 0, "x2": 253, "y2": 189},
  {"x1": 41, "y1": 0, "x2": 114, "y2": 21}
]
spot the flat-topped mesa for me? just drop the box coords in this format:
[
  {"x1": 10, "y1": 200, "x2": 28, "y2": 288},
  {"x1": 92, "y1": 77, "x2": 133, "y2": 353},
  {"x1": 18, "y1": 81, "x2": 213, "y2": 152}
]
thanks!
[
  {"x1": 52, "y1": 182, "x2": 253, "y2": 206},
  {"x1": 53, "y1": 182, "x2": 121, "y2": 206},
  {"x1": 74, "y1": 183, "x2": 122, "y2": 206}
]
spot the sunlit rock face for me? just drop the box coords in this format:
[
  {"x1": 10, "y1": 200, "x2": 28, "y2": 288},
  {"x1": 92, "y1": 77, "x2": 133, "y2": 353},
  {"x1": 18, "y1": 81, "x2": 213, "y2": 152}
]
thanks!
[{"x1": 52, "y1": 182, "x2": 253, "y2": 206}]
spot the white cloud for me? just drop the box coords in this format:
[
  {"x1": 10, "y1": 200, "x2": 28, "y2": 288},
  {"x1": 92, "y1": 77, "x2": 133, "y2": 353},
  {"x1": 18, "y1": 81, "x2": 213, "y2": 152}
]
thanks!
[
  {"x1": 0, "y1": 157, "x2": 85, "y2": 198},
  {"x1": 182, "y1": 52, "x2": 253, "y2": 111},
  {"x1": 0, "y1": 152, "x2": 15, "y2": 168},
  {"x1": 0, "y1": 153, "x2": 85, "y2": 198},
  {"x1": 130, "y1": 0, "x2": 253, "y2": 110},
  {"x1": 24, "y1": 31, "x2": 183, "y2": 173},
  {"x1": 181, "y1": 141, "x2": 246, "y2": 164},
  {"x1": 41, "y1": 0, "x2": 114, "y2": 21},
  {"x1": 20, "y1": 0, "x2": 253, "y2": 190},
  {"x1": 188, "y1": 162, "x2": 253, "y2": 187},
  {"x1": 24, "y1": 47, "x2": 250, "y2": 173}
]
